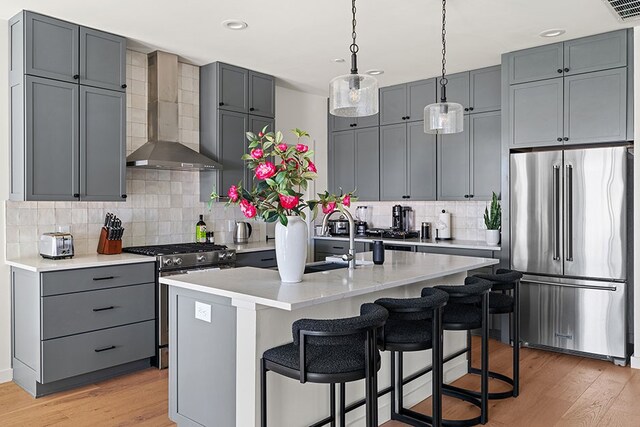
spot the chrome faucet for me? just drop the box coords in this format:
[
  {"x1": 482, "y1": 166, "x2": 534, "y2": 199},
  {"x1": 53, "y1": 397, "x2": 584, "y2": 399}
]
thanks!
[{"x1": 321, "y1": 209, "x2": 356, "y2": 270}]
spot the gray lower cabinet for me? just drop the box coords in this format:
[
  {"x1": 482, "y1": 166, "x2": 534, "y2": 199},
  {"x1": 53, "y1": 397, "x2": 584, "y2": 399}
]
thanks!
[
  {"x1": 11, "y1": 262, "x2": 156, "y2": 397},
  {"x1": 249, "y1": 71, "x2": 275, "y2": 118},
  {"x1": 235, "y1": 250, "x2": 277, "y2": 268},
  {"x1": 314, "y1": 239, "x2": 369, "y2": 262},
  {"x1": 416, "y1": 246, "x2": 496, "y2": 275},
  {"x1": 379, "y1": 79, "x2": 436, "y2": 125},
  {"x1": 329, "y1": 128, "x2": 379, "y2": 200},
  {"x1": 79, "y1": 27, "x2": 127, "y2": 92},
  {"x1": 80, "y1": 86, "x2": 126, "y2": 201}
]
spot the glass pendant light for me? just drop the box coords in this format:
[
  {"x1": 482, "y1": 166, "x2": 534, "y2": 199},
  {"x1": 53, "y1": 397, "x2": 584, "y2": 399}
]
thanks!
[
  {"x1": 329, "y1": 0, "x2": 379, "y2": 117},
  {"x1": 424, "y1": 0, "x2": 463, "y2": 134}
]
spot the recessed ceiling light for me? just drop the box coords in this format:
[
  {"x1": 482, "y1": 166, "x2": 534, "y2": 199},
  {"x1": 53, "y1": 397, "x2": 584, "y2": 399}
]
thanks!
[
  {"x1": 222, "y1": 19, "x2": 248, "y2": 30},
  {"x1": 333, "y1": 58, "x2": 345, "y2": 63},
  {"x1": 539, "y1": 29, "x2": 566, "y2": 38},
  {"x1": 366, "y1": 69, "x2": 384, "y2": 76}
]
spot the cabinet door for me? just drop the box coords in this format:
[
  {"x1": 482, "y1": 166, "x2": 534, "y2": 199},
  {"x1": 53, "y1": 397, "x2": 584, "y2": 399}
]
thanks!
[
  {"x1": 217, "y1": 63, "x2": 248, "y2": 113},
  {"x1": 329, "y1": 113, "x2": 356, "y2": 132},
  {"x1": 509, "y1": 78, "x2": 564, "y2": 148},
  {"x1": 437, "y1": 120, "x2": 470, "y2": 201},
  {"x1": 219, "y1": 111, "x2": 249, "y2": 193},
  {"x1": 470, "y1": 66, "x2": 501, "y2": 113},
  {"x1": 247, "y1": 116, "x2": 275, "y2": 191},
  {"x1": 407, "y1": 121, "x2": 436, "y2": 201},
  {"x1": 508, "y1": 43, "x2": 564, "y2": 84},
  {"x1": 564, "y1": 68, "x2": 627, "y2": 145},
  {"x1": 380, "y1": 124, "x2": 408, "y2": 200},
  {"x1": 470, "y1": 111, "x2": 501, "y2": 200},
  {"x1": 437, "y1": 72, "x2": 470, "y2": 111},
  {"x1": 79, "y1": 27, "x2": 126, "y2": 92},
  {"x1": 248, "y1": 71, "x2": 275, "y2": 118},
  {"x1": 355, "y1": 127, "x2": 380, "y2": 201},
  {"x1": 80, "y1": 86, "x2": 126, "y2": 201},
  {"x1": 564, "y1": 30, "x2": 627, "y2": 76},
  {"x1": 407, "y1": 79, "x2": 436, "y2": 122},
  {"x1": 379, "y1": 84, "x2": 407, "y2": 125},
  {"x1": 25, "y1": 12, "x2": 79, "y2": 83},
  {"x1": 25, "y1": 76, "x2": 79, "y2": 201},
  {"x1": 356, "y1": 113, "x2": 379, "y2": 129},
  {"x1": 330, "y1": 131, "x2": 356, "y2": 195}
]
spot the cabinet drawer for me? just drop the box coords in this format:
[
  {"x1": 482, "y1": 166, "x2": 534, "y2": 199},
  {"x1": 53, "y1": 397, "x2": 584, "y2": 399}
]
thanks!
[
  {"x1": 42, "y1": 283, "x2": 155, "y2": 340},
  {"x1": 235, "y1": 250, "x2": 277, "y2": 269},
  {"x1": 41, "y1": 262, "x2": 155, "y2": 296},
  {"x1": 416, "y1": 246, "x2": 495, "y2": 258},
  {"x1": 315, "y1": 240, "x2": 349, "y2": 254},
  {"x1": 41, "y1": 320, "x2": 154, "y2": 383}
]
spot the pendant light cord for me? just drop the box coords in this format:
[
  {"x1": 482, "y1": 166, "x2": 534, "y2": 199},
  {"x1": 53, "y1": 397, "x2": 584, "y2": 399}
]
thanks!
[
  {"x1": 350, "y1": 0, "x2": 359, "y2": 74},
  {"x1": 440, "y1": 0, "x2": 448, "y2": 102}
]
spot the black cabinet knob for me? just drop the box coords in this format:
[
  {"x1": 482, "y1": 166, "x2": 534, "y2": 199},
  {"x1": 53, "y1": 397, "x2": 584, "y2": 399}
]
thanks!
[
  {"x1": 249, "y1": 107, "x2": 255, "y2": 111},
  {"x1": 401, "y1": 116, "x2": 406, "y2": 120},
  {"x1": 557, "y1": 137, "x2": 563, "y2": 142},
  {"x1": 349, "y1": 124, "x2": 354, "y2": 127},
  {"x1": 121, "y1": 84, "x2": 127, "y2": 89},
  {"x1": 557, "y1": 69, "x2": 563, "y2": 74},
  {"x1": 469, "y1": 107, "x2": 474, "y2": 111},
  {"x1": 405, "y1": 116, "x2": 410, "y2": 120},
  {"x1": 121, "y1": 194, "x2": 127, "y2": 199},
  {"x1": 464, "y1": 108, "x2": 469, "y2": 112},
  {"x1": 73, "y1": 74, "x2": 79, "y2": 79},
  {"x1": 353, "y1": 123, "x2": 357, "y2": 127},
  {"x1": 464, "y1": 194, "x2": 469, "y2": 198},
  {"x1": 469, "y1": 194, "x2": 474, "y2": 198},
  {"x1": 219, "y1": 102, "x2": 224, "y2": 106},
  {"x1": 564, "y1": 68, "x2": 570, "y2": 73},
  {"x1": 563, "y1": 137, "x2": 569, "y2": 141},
  {"x1": 73, "y1": 193, "x2": 80, "y2": 198}
]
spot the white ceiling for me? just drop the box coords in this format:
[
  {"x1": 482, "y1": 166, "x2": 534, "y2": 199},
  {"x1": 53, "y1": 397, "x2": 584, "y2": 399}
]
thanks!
[{"x1": 0, "y1": 0, "x2": 634, "y2": 95}]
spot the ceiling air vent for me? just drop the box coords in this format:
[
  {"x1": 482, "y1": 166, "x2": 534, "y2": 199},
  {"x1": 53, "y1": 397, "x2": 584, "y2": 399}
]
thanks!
[{"x1": 602, "y1": 0, "x2": 640, "y2": 22}]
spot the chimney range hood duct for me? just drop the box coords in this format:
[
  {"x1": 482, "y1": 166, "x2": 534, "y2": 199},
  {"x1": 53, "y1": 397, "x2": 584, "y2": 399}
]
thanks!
[{"x1": 126, "y1": 51, "x2": 222, "y2": 171}]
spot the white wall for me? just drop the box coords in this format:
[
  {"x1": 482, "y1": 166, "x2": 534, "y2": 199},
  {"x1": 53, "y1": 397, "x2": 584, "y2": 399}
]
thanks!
[{"x1": 0, "y1": 18, "x2": 12, "y2": 382}]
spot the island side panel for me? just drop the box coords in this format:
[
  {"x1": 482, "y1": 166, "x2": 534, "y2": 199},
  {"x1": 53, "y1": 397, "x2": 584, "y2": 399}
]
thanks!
[{"x1": 240, "y1": 272, "x2": 468, "y2": 427}]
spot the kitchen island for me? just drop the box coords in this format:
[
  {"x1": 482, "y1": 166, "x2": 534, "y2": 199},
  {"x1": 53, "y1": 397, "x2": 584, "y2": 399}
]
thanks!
[{"x1": 161, "y1": 251, "x2": 498, "y2": 427}]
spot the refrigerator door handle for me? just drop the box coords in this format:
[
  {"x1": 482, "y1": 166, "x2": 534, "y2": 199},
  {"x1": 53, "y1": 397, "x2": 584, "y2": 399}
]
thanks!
[
  {"x1": 553, "y1": 165, "x2": 561, "y2": 261},
  {"x1": 565, "y1": 164, "x2": 574, "y2": 262}
]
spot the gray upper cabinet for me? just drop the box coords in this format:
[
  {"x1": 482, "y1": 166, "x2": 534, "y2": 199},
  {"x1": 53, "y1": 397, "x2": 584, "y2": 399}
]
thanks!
[
  {"x1": 354, "y1": 128, "x2": 380, "y2": 201},
  {"x1": 329, "y1": 112, "x2": 379, "y2": 131},
  {"x1": 249, "y1": 71, "x2": 275, "y2": 118},
  {"x1": 380, "y1": 79, "x2": 435, "y2": 125},
  {"x1": 219, "y1": 110, "x2": 249, "y2": 194},
  {"x1": 437, "y1": 72, "x2": 470, "y2": 111},
  {"x1": 80, "y1": 86, "x2": 126, "y2": 201},
  {"x1": 509, "y1": 78, "x2": 564, "y2": 148},
  {"x1": 564, "y1": 30, "x2": 627, "y2": 76},
  {"x1": 508, "y1": 43, "x2": 564, "y2": 85},
  {"x1": 470, "y1": 111, "x2": 501, "y2": 200},
  {"x1": 470, "y1": 66, "x2": 502, "y2": 113},
  {"x1": 329, "y1": 131, "x2": 356, "y2": 195},
  {"x1": 437, "y1": 122, "x2": 470, "y2": 201},
  {"x1": 564, "y1": 68, "x2": 627, "y2": 145},
  {"x1": 25, "y1": 76, "x2": 79, "y2": 201},
  {"x1": 380, "y1": 124, "x2": 407, "y2": 200},
  {"x1": 80, "y1": 27, "x2": 126, "y2": 92},
  {"x1": 24, "y1": 12, "x2": 79, "y2": 83},
  {"x1": 217, "y1": 63, "x2": 249, "y2": 113},
  {"x1": 407, "y1": 121, "x2": 436, "y2": 201}
]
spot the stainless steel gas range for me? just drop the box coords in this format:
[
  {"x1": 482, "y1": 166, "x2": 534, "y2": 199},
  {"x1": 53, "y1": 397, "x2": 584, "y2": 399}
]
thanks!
[{"x1": 123, "y1": 243, "x2": 236, "y2": 368}]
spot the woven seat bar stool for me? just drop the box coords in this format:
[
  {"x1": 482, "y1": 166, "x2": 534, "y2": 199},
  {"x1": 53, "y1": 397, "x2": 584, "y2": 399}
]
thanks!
[
  {"x1": 260, "y1": 303, "x2": 389, "y2": 427},
  {"x1": 430, "y1": 277, "x2": 493, "y2": 427},
  {"x1": 374, "y1": 288, "x2": 449, "y2": 427},
  {"x1": 470, "y1": 269, "x2": 523, "y2": 399}
]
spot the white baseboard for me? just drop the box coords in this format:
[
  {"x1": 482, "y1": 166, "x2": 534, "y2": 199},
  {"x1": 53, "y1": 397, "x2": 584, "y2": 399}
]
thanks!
[
  {"x1": 630, "y1": 354, "x2": 640, "y2": 369},
  {"x1": 0, "y1": 368, "x2": 13, "y2": 383}
]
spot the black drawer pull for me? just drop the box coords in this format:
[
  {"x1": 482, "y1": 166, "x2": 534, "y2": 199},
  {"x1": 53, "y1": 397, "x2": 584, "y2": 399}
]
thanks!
[
  {"x1": 250, "y1": 107, "x2": 255, "y2": 111},
  {"x1": 73, "y1": 74, "x2": 79, "y2": 79},
  {"x1": 332, "y1": 246, "x2": 344, "y2": 250},
  {"x1": 121, "y1": 84, "x2": 127, "y2": 89},
  {"x1": 261, "y1": 258, "x2": 275, "y2": 262},
  {"x1": 94, "y1": 345, "x2": 116, "y2": 353},
  {"x1": 92, "y1": 276, "x2": 115, "y2": 281},
  {"x1": 93, "y1": 306, "x2": 115, "y2": 312}
]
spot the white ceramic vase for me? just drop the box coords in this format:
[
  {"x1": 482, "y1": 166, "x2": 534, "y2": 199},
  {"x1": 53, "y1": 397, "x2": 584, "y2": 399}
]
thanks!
[
  {"x1": 486, "y1": 229, "x2": 500, "y2": 246},
  {"x1": 275, "y1": 216, "x2": 308, "y2": 283}
]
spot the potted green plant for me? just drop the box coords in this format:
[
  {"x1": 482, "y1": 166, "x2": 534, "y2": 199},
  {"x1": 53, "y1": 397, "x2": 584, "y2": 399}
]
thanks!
[{"x1": 484, "y1": 192, "x2": 501, "y2": 245}]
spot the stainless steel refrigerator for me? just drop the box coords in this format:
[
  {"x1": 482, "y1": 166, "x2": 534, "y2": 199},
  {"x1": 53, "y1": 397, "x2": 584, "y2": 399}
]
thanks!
[{"x1": 510, "y1": 146, "x2": 627, "y2": 363}]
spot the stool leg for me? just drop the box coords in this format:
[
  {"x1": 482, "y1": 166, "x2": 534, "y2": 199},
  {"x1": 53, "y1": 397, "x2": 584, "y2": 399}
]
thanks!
[
  {"x1": 330, "y1": 383, "x2": 336, "y2": 427},
  {"x1": 260, "y1": 358, "x2": 267, "y2": 427},
  {"x1": 513, "y1": 282, "x2": 520, "y2": 397},
  {"x1": 339, "y1": 383, "x2": 346, "y2": 427},
  {"x1": 364, "y1": 331, "x2": 373, "y2": 427},
  {"x1": 481, "y1": 293, "x2": 489, "y2": 424},
  {"x1": 390, "y1": 351, "x2": 397, "y2": 417},
  {"x1": 432, "y1": 306, "x2": 443, "y2": 427},
  {"x1": 397, "y1": 351, "x2": 404, "y2": 413},
  {"x1": 467, "y1": 329, "x2": 472, "y2": 373}
]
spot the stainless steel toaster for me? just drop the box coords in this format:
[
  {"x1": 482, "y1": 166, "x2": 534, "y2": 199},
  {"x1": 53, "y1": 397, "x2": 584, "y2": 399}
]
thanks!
[{"x1": 39, "y1": 232, "x2": 74, "y2": 259}]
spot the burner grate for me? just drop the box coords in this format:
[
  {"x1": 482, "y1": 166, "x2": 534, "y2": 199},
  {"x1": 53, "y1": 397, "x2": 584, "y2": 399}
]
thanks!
[{"x1": 123, "y1": 243, "x2": 228, "y2": 256}]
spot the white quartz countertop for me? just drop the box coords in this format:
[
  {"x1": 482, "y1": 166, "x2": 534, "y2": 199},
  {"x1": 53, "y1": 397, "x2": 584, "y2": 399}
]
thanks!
[
  {"x1": 226, "y1": 241, "x2": 275, "y2": 254},
  {"x1": 5, "y1": 253, "x2": 155, "y2": 272},
  {"x1": 313, "y1": 235, "x2": 500, "y2": 251},
  {"x1": 160, "y1": 251, "x2": 498, "y2": 311}
]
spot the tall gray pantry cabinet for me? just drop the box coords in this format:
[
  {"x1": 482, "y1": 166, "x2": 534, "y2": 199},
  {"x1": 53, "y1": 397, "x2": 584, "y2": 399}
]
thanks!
[{"x1": 9, "y1": 11, "x2": 127, "y2": 202}]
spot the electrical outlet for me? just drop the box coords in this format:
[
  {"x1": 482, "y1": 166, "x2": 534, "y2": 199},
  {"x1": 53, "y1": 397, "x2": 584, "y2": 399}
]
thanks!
[{"x1": 195, "y1": 301, "x2": 211, "y2": 323}]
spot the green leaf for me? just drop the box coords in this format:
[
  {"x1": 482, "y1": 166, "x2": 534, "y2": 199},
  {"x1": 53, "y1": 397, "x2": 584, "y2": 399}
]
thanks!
[
  {"x1": 279, "y1": 214, "x2": 288, "y2": 226},
  {"x1": 246, "y1": 132, "x2": 257, "y2": 141},
  {"x1": 275, "y1": 131, "x2": 284, "y2": 144},
  {"x1": 261, "y1": 124, "x2": 271, "y2": 134}
]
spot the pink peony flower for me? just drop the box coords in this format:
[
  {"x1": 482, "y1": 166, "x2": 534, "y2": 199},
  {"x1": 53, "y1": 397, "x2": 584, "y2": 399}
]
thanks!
[
  {"x1": 250, "y1": 148, "x2": 264, "y2": 159},
  {"x1": 322, "y1": 201, "x2": 337, "y2": 214},
  {"x1": 227, "y1": 185, "x2": 239, "y2": 202},
  {"x1": 295, "y1": 144, "x2": 309, "y2": 153},
  {"x1": 307, "y1": 160, "x2": 317, "y2": 173},
  {"x1": 255, "y1": 161, "x2": 277, "y2": 180},
  {"x1": 276, "y1": 143, "x2": 288, "y2": 152},
  {"x1": 279, "y1": 194, "x2": 300, "y2": 210},
  {"x1": 342, "y1": 194, "x2": 351, "y2": 207},
  {"x1": 240, "y1": 199, "x2": 257, "y2": 218}
]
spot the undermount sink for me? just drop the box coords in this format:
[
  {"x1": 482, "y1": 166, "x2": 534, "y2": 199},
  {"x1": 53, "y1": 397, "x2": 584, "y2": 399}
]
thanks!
[{"x1": 303, "y1": 262, "x2": 348, "y2": 274}]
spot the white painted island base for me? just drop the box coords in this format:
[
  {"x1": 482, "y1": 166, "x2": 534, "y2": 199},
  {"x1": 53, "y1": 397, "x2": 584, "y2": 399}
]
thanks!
[{"x1": 163, "y1": 251, "x2": 498, "y2": 427}]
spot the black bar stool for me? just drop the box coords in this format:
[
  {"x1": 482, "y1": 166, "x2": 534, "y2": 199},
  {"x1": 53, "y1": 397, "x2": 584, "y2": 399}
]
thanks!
[
  {"x1": 260, "y1": 303, "x2": 388, "y2": 427},
  {"x1": 433, "y1": 277, "x2": 493, "y2": 426},
  {"x1": 374, "y1": 288, "x2": 449, "y2": 427},
  {"x1": 472, "y1": 269, "x2": 523, "y2": 399}
]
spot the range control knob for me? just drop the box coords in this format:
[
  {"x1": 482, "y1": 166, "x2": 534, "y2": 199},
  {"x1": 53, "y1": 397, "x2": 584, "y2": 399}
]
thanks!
[
  {"x1": 197, "y1": 255, "x2": 206, "y2": 262},
  {"x1": 218, "y1": 252, "x2": 226, "y2": 260},
  {"x1": 173, "y1": 257, "x2": 183, "y2": 266},
  {"x1": 163, "y1": 258, "x2": 173, "y2": 267}
]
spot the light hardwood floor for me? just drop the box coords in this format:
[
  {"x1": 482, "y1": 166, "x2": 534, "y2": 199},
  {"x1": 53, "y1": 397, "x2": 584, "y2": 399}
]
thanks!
[{"x1": 0, "y1": 338, "x2": 638, "y2": 426}]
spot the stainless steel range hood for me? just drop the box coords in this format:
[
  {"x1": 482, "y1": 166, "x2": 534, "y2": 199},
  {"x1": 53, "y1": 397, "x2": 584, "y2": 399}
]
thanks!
[{"x1": 126, "y1": 51, "x2": 222, "y2": 171}]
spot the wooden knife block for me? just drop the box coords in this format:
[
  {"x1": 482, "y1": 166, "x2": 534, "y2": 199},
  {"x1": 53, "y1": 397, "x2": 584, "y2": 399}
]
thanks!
[{"x1": 97, "y1": 227, "x2": 122, "y2": 255}]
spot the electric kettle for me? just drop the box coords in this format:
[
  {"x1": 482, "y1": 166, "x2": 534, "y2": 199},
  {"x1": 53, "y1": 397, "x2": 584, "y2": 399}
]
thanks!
[{"x1": 234, "y1": 221, "x2": 252, "y2": 244}]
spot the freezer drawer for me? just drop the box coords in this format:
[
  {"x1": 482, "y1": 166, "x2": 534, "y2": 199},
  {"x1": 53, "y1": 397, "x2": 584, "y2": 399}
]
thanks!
[{"x1": 520, "y1": 276, "x2": 626, "y2": 360}]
